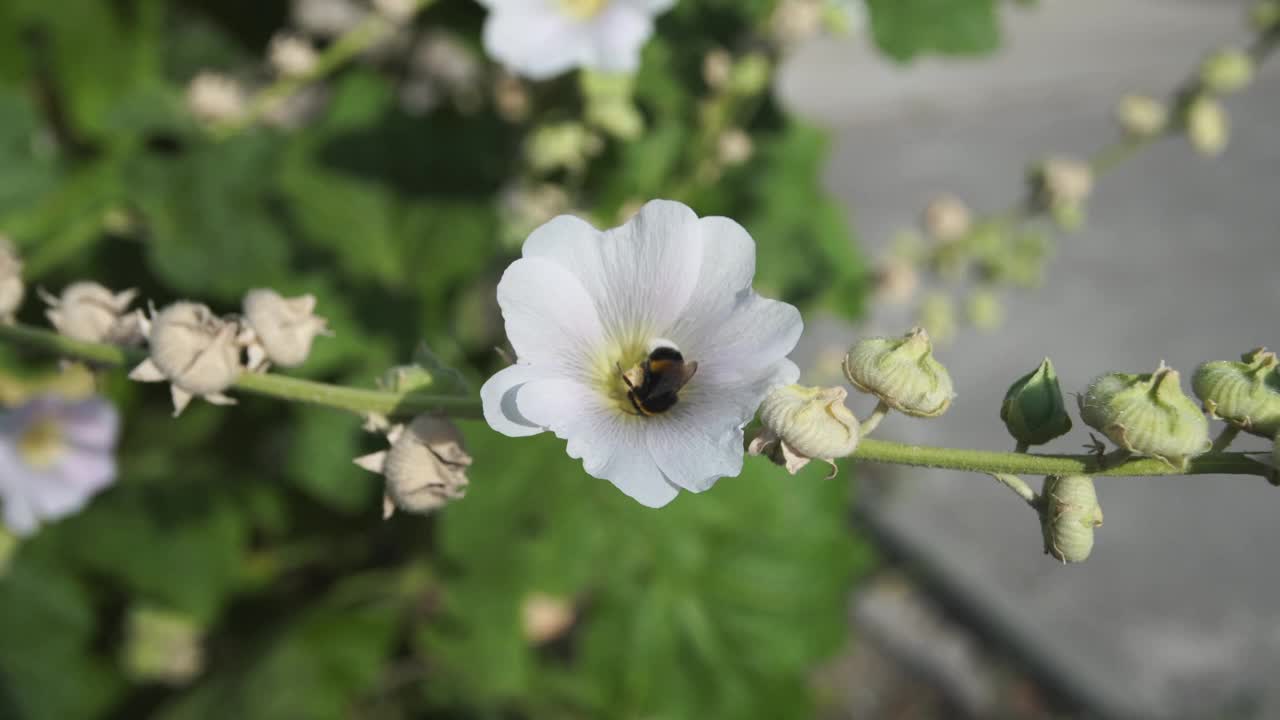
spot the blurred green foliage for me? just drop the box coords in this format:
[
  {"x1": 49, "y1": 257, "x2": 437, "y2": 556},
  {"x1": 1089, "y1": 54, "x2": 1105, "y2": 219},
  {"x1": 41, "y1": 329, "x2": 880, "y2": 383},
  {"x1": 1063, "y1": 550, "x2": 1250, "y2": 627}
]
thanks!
[{"x1": 0, "y1": 0, "x2": 1002, "y2": 717}]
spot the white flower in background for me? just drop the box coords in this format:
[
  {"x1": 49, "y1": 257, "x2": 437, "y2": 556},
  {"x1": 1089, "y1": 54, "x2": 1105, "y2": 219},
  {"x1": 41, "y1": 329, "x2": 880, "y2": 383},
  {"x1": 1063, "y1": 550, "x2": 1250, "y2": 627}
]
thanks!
[
  {"x1": 292, "y1": 0, "x2": 367, "y2": 38},
  {"x1": 267, "y1": 32, "x2": 320, "y2": 78},
  {"x1": 184, "y1": 72, "x2": 247, "y2": 124},
  {"x1": 476, "y1": 0, "x2": 676, "y2": 80},
  {"x1": 481, "y1": 200, "x2": 803, "y2": 507},
  {"x1": 0, "y1": 395, "x2": 120, "y2": 536}
]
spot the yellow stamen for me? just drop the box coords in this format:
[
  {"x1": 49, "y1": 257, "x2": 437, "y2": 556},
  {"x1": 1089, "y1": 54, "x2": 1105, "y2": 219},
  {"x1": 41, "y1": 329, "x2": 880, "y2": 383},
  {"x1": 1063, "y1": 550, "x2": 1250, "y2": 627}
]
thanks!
[
  {"x1": 17, "y1": 417, "x2": 63, "y2": 469},
  {"x1": 559, "y1": 0, "x2": 608, "y2": 20}
]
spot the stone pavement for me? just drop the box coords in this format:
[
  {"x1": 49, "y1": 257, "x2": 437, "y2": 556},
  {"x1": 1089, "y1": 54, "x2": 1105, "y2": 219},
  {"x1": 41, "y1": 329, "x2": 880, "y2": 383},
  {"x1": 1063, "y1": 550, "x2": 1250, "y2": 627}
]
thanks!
[{"x1": 779, "y1": 1, "x2": 1280, "y2": 718}]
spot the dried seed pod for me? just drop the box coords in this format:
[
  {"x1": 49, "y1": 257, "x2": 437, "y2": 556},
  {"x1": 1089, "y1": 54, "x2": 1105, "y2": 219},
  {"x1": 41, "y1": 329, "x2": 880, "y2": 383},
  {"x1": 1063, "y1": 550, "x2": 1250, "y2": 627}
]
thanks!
[
  {"x1": 1039, "y1": 475, "x2": 1104, "y2": 564},
  {"x1": 843, "y1": 327, "x2": 954, "y2": 418},
  {"x1": 129, "y1": 302, "x2": 244, "y2": 417},
  {"x1": 242, "y1": 289, "x2": 330, "y2": 369},
  {"x1": 354, "y1": 415, "x2": 471, "y2": 517},
  {"x1": 42, "y1": 282, "x2": 142, "y2": 345},
  {"x1": 750, "y1": 384, "x2": 859, "y2": 477}
]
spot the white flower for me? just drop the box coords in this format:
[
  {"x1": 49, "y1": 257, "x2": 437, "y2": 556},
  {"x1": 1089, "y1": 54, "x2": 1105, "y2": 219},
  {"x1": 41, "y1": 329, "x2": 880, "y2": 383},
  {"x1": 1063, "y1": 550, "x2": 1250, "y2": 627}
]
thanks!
[
  {"x1": 476, "y1": 0, "x2": 677, "y2": 81},
  {"x1": 267, "y1": 32, "x2": 319, "y2": 78},
  {"x1": 481, "y1": 199, "x2": 803, "y2": 507},
  {"x1": 0, "y1": 395, "x2": 120, "y2": 536},
  {"x1": 184, "y1": 72, "x2": 247, "y2": 124}
]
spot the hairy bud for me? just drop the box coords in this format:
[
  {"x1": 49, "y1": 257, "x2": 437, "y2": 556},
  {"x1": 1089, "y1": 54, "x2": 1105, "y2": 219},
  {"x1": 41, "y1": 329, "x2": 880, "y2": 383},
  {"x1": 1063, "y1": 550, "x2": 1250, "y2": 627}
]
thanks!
[
  {"x1": 1192, "y1": 348, "x2": 1280, "y2": 439},
  {"x1": 1186, "y1": 96, "x2": 1229, "y2": 157},
  {"x1": 1039, "y1": 475, "x2": 1104, "y2": 564},
  {"x1": 843, "y1": 327, "x2": 954, "y2": 418},
  {"x1": 41, "y1": 282, "x2": 143, "y2": 345},
  {"x1": 1079, "y1": 364, "x2": 1210, "y2": 469},
  {"x1": 129, "y1": 302, "x2": 244, "y2": 416},
  {"x1": 1116, "y1": 94, "x2": 1167, "y2": 138},
  {"x1": 1199, "y1": 49, "x2": 1254, "y2": 95},
  {"x1": 749, "y1": 384, "x2": 859, "y2": 477},
  {"x1": 1001, "y1": 357, "x2": 1073, "y2": 447},
  {"x1": 242, "y1": 289, "x2": 330, "y2": 370}
]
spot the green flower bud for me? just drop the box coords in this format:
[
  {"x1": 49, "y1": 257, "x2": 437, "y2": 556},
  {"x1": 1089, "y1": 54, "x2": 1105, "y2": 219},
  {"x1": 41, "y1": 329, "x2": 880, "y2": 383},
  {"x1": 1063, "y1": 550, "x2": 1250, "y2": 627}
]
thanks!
[
  {"x1": 1192, "y1": 348, "x2": 1280, "y2": 438},
  {"x1": 750, "y1": 384, "x2": 860, "y2": 476},
  {"x1": 1200, "y1": 49, "x2": 1254, "y2": 94},
  {"x1": 1001, "y1": 358, "x2": 1073, "y2": 447},
  {"x1": 1039, "y1": 475, "x2": 1103, "y2": 564},
  {"x1": 965, "y1": 289, "x2": 1004, "y2": 332},
  {"x1": 1116, "y1": 94, "x2": 1168, "y2": 138},
  {"x1": 843, "y1": 327, "x2": 954, "y2": 418},
  {"x1": 1252, "y1": 0, "x2": 1280, "y2": 31},
  {"x1": 1078, "y1": 364, "x2": 1211, "y2": 469},
  {"x1": 916, "y1": 293, "x2": 956, "y2": 344},
  {"x1": 1186, "y1": 96, "x2": 1229, "y2": 157}
]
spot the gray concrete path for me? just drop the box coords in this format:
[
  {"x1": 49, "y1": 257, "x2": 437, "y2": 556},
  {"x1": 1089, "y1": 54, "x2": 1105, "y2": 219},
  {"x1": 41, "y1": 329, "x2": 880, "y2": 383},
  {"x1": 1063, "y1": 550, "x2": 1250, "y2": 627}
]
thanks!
[{"x1": 781, "y1": 2, "x2": 1280, "y2": 717}]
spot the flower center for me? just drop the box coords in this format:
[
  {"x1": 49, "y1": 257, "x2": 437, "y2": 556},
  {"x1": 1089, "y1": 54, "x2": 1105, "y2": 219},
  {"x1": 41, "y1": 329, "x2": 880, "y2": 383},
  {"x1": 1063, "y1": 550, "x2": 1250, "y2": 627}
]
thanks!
[
  {"x1": 17, "y1": 416, "x2": 63, "y2": 469},
  {"x1": 558, "y1": 0, "x2": 608, "y2": 20}
]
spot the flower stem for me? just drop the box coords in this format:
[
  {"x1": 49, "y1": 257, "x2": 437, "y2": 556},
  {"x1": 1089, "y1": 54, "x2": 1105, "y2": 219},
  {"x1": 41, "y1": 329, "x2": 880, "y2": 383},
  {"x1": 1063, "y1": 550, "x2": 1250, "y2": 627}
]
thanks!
[
  {"x1": 0, "y1": 323, "x2": 1268, "y2": 478},
  {"x1": 0, "y1": 323, "x2": 482, "y2": 420},
  {"x1": 1014, "y1": 441, "x2": 1030, "y2": 453},
  {"x1": 859, "y1": 400, "x2": 891, "y2": 437},
  {"x1": 990, "y1": 473, "x2": 1038, "y2": 506},
  {"x1": 1210, "y1": 425, "x2": 1241, "y2": 453}
]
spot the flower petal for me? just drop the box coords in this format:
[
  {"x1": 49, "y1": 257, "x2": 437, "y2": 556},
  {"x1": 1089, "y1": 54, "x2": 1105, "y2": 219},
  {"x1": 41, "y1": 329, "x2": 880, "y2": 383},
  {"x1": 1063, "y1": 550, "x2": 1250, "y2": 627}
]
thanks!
[
  {"x1": 482, "y1": 3, "x2": 590, "y2": 80},
  {"x1": 496, "y1": 256, "x2": 606, "y2": 374},
  {"x1": 480, "y1": 364, "x2": 552, "y2": 438},
  {"x1": 517, "y1": 378, "x2": 679, "y2": 507},
  {"x1": 586, "y1": 5, "x2": 655, "y2": 73},
  {"x1": 691, "y1": 294, "x2": 804, "y2": 381},
  {"x1": 523, "y1": 200, "x2": 703, "y2": 349},
  {"x1": 0, "y1": 447, "x2": 39, "y2": 536},
  {"x1": 58, "y1": 398, "x2": 120, "y2": 453},
  {"x1": 645, "y1": 411, "x2": 744, "y2": 493}
]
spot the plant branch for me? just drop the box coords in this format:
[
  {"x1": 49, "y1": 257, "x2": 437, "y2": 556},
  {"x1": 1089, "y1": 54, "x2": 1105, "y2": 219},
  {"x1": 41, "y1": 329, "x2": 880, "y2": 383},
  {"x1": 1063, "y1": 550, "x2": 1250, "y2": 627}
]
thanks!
[
  {"x1": 1, "y1": 323, "x2": 1267, "y2": 479},
  {"x1": 0, "y1": 323, "x2": 482, "y2": 420}
]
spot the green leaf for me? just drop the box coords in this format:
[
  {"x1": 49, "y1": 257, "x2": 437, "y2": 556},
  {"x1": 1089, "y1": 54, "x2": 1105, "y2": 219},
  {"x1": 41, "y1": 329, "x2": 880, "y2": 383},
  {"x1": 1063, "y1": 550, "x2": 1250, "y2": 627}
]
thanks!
[
  {"x1": 128, "y1": 132, "x2": 292, "y2": 301},
  {"x1": 866, "y1": 0, "x2": 1001, "y2": 61},
  {"x1": 287, "y1": 408, "x2": 377, "y2": 514},
  {"x1": 0, "y1": 555, "x2": 122, "y2": 719}
]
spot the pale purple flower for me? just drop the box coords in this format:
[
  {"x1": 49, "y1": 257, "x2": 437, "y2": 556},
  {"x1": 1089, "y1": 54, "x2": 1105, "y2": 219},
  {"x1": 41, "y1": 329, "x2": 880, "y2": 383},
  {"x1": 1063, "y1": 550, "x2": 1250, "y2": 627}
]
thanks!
[
  {"x1": 476, "y1": 0, "x2": 677, "y2": 80},
  {"x1": 481, "y1": 200, "x2": 802, "y2": 507},
  {"x1": 0, "y1": 395, "x2": 120, "y2": 536}
]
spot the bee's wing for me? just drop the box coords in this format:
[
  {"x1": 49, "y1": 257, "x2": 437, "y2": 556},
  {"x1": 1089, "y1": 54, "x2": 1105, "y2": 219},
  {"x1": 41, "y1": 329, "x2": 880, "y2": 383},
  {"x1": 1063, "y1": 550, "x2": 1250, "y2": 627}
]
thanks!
[{"x1": 647, "y1": 361, "x2": 698, "y2": 398}]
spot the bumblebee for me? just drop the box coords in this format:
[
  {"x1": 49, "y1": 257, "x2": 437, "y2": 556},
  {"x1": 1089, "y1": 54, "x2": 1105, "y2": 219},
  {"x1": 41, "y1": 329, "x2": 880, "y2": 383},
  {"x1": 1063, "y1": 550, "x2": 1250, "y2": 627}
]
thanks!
[{"x1": 618, "y1": 343, "x2": 698, "y2": 416}]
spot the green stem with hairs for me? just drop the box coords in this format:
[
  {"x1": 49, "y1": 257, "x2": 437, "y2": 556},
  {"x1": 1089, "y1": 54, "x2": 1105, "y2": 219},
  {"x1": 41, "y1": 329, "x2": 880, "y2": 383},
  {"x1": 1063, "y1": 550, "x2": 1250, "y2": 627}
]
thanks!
[{"x1": 1, "y1": 323, "x2": 1267, "y2": 479}]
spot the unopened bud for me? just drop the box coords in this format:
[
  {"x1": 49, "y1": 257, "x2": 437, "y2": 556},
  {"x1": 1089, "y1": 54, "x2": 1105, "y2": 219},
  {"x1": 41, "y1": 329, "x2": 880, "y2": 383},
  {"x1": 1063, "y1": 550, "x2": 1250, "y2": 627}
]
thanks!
[
  {"x1": 771, "y1": 0, "x2": 824, "y2": 43},
  {"x1": 1116, "y1": 94, "x2": 1167, "y2": 138},
  {"x1": 965, "y1": 289, "x2": 1004, "y2": 332},
  {"x1": 703, "y1": 49, "x2": 733, "y2": 89},
  {"x1": 521, "y1": 593, "x2": 576, "y2": 645},
  {"x1": 372, "y1": 0, "x2": 417, "y2": 23},
  {"x1": 123, "y1": 606, "x2": 204, "y2": 685},
  {"x1": 922, "y1": 194, "x2": 972, "y2": 242},
  {"x1": 267, "y1": 33, "x2": 319, "y2": 78},
  {"x1": 1001, "y1": 358, "x2": 1072, "y2": 446},
  {"x1": 493, "y1": 72, "x2": 531, "y2": 123},
  {"x1": 749, "y1": 384, "x2": 859, "y2": 477},
  {"x1": 1039, "y1": 475, "x2": 1103, "y2": 564},
  {"x1": 527, "y1": 123, "x2": 601, "y2": 174},
  {"x1": 41, "y1": 282, "x2": 142, "y2": 345},
  {"x1": 1200, "y1": 49, "x2": 1254, "y2": 94},
  {"x1": 1034, "y1": 155, "x2": 1094, "y2": 206},
  {"x1": 916, "y1": 293, "x2": 956, "y2": 345},
  {"x1": 1252, "y1": 0, "x2": 1280, "y2": 30},
  {"x1": 843, "y1": 327, "x2": 954, "y2": 418},
  {"x1": 874, "y1": 260, "x2": 919, "y2": 305},
  {"x1": 728, "y1": 53, "x2": 771, "y2": 96},
  {"x1": 1186, "y1": 96, "x2": 1229, "y2": 157},
  {"x1": 354, "y1": 415, "x2": 471, "y2": 516},
  {"x1": 0, "y1": 239, "x2": 23, "y2": 323},
  {"x1": 1192, "y1": 348, "x2": 1280, "y2": 439},
  {"x1": 1079, "y1": 364, "x2": 1211, "y2": 469},
  {"x1": 242, "y1": 289, "x2": 329, "y2": 370},
  {"x1": 184, "y1": 72, "x2": 246, "y2": 124},
  {"x1": 129, "y1": 302, "x2": 244, "y2": 417},
  {"x1": 717, "y1": 129, "x2": 754, "y2": 166}
]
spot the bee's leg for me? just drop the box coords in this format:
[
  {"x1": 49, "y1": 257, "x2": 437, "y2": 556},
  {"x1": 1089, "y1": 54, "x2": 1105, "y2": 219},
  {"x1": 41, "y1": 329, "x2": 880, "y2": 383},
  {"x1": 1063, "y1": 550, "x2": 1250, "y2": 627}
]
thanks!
[{"x1": 616, "y1": 362, "x2": 637, "y2": 390}]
